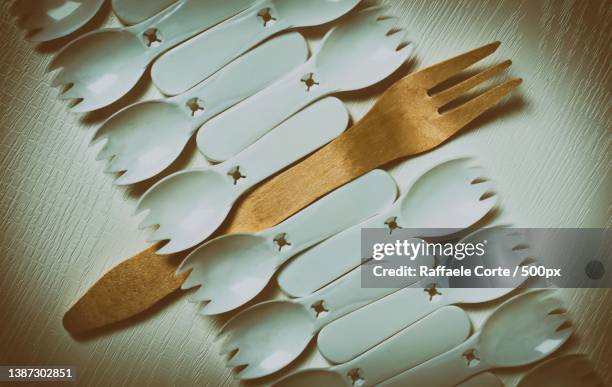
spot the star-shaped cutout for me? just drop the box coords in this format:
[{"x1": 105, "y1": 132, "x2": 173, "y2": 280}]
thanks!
[
  {"x1": 301, "y1": 73, "x2": 320, "y2": 92},
  {"x1": 227, "y1": 166, "x2": 246, "y2": 185},
  {"x1": 463, "y1": 349, "x2": 480, "y2": 367},
  {"x1": 186, "y1": 98, "x2": 205, "y2": 116},
  {"x1": 273, "y1": 233, "x2": 291, "y2": 251},
  {"x1": 424, "y1": 284, "x2": 442, "y2": 301},
  {"x1": 384, "y1": 216, "x2": 402, "y2": 234},
  {"x1": 143, "y1": 28, "x2": 162, "y2": 47},
  {"x1": 346, "y1": 368, "x2": 365, "y2": 386},
  {"x1": 257, "y1": 8, "x2": 277, "y2": 26},
  {"x1": 311, "y1": 300, "x2": 329, "y2": 318}
]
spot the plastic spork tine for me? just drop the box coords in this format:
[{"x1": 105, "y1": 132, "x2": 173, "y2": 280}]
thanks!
[{"x1": 13, "y1": 0, "x2": 105, "y2": 42}]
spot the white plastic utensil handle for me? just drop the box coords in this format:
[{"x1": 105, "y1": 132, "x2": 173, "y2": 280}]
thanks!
[
  {"x1": 136, "y1": 0, "x2": 253, "y2": 60},
  {"x1": 153, "y1": 0, "x2": 290, "y2": 95},
  {"x1": 214, "y1": 97, "x2": 348, "y2": 193},
  {"x1": 333, "y1": 306, "x2": 471, "y2": 386},
  {"x1": 297, "y1": 248, "x2": 435, "y2": 331},
  {"x1": 112, "y1": 0, "x2": 177, "y2": 25},
  {"x1": 457, "y1": 373, "x2": 503, "y2": 387},
  {"x1": 298, "y1": 267, "x2": 402, "y2": 331},
  {"x1": 378, "y1": 333, "x2": 486, "y2": 387},
  {"x1": 198, "y1": 60, "x2": 328, "y2": 162},
  {"x1": 260, "y1": 170, "x2": 397, "y2": 267},
  {"x1": 277, "y1": 203, "x2": 405, "y2": 297},
  {"x1": 173, "y1": 32, "x2": 308, "y2": 128},
  {"x1": 318, "y1": 284, "x2": 455, "y2": 363}
]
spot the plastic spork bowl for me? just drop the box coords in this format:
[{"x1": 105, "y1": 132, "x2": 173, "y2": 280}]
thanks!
[{"x1": 379, "y1": 289, "x2": 573, "y2": 387}]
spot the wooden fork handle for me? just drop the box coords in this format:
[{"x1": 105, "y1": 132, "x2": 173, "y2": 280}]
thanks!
[
  {"x1": 223, "y1": 116, "x2": 409, "y2": 230},
  {"x1": 63, "y1": 116, "x2": 408, "y2": 335},
  {"x1": 63, "y1": 243, "x2": 187, "y2": 334}
]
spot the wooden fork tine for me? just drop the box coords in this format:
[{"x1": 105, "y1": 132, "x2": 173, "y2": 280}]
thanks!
[
  {"x1": 437, "y1": 78, "x2": 522, "y2": 130},
  {"x1": 432, "y1": 60, "x2": 512, "y2": 107},
  {"x1": 413, "y1": 41, "x2": 501, "y2": 89}
]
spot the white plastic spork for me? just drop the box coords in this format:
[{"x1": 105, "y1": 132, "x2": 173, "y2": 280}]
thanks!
[{"x1": 49, "y1": 0, "x2": 253, "y2": 112}]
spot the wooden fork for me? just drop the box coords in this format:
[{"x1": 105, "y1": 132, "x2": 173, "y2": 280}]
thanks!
[{"x1": 64, "y1": 42, "x2": 521, "y2": 335}]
